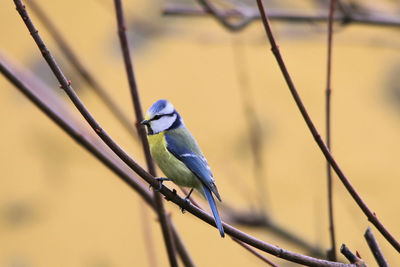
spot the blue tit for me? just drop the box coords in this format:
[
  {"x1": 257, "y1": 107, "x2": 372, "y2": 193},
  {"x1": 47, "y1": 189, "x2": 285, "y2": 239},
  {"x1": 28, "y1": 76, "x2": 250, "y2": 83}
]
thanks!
[{"x1": 141, "y1": 99, "x2": 225, "y2": 237}]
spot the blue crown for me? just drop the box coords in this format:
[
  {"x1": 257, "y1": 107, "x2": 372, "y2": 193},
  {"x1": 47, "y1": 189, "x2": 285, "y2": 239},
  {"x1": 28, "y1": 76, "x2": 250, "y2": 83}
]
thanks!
[{"x1": 149, "y1": 99, "x2": 169, "y2": 114}]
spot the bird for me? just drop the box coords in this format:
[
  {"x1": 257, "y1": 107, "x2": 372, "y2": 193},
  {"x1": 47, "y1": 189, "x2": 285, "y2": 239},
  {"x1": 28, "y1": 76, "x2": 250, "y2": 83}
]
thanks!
[{"x1": 141, "y1": 99, "x2": 225, "y2": 237}]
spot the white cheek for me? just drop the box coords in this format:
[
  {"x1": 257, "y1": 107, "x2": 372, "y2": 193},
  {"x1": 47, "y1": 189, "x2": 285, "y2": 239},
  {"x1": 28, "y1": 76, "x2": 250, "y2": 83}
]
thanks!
[{"x1": 151, "y1": 114, "x2": 177, "y2": 133}]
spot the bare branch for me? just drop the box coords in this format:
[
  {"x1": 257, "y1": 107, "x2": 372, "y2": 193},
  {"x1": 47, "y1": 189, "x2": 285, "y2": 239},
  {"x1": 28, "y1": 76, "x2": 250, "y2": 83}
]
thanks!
[
  {"x1": 364, "y1": 227, "x2": 389, "y2": 267},
  {"x1": 340, "y1": 244, "x2": 367, "y2": 267},
  {"x1": 325, "y1": 0, "x2": 337, "y2": 261},
  {"x1": 255, "y1": 0, "x2": 400, "y2": 253},
  {"x1": 113, "y1": 0, "x2": 178, "y2": 265},
  {"x1": 163, "y1": 5, "x2": 400, "y2": 28},
  {"x1": 12, "y1": 1, "x2": 357, "y2": 265}
]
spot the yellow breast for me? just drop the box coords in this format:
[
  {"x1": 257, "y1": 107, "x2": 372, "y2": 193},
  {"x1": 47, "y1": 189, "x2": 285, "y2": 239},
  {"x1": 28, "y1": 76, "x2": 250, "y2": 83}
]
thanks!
[{"x1": 147, "y1": 132, "x2": 202, "y2": 189}]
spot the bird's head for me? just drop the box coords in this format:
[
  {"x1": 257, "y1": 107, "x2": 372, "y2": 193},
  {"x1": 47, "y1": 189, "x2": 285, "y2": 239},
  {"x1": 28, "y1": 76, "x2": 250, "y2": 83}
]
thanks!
[{"x1": 141, "y1": 99, "x2": 183, "y2": 135}]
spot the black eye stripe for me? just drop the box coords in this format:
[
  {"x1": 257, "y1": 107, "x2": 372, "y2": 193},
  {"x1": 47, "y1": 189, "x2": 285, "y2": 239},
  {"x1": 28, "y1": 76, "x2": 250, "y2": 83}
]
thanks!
[{"x1": 149, "y1": 111, "x2": 176, "y2": 122}]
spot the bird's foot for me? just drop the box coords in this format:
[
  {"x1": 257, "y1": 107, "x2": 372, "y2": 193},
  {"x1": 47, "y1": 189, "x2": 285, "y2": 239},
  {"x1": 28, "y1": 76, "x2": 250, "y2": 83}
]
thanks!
[
  {"x1": 180, "y1": 188, "x2": 194, "y2": 214},
  {"x1": 149, "y1": 177, "x2": 171, "y2": 192},
  {"x1": 181, "y1": 199, "x2": 191, "y2": 214}
]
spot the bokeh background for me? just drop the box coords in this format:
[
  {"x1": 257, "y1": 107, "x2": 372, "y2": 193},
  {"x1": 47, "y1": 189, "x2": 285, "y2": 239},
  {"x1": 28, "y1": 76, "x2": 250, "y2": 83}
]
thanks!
[{"x1": 1, "y1": 0, "x2": 400, "y2": 266}]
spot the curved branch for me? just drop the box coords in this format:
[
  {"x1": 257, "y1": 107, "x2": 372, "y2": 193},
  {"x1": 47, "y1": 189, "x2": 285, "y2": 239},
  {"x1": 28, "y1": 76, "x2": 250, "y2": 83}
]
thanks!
[
  {"x1": 12, "y1": 1, "x2": 356, "y2": 265},
  {"x1": 255, "y1": 0, "x2": 400, "y2": 253}
]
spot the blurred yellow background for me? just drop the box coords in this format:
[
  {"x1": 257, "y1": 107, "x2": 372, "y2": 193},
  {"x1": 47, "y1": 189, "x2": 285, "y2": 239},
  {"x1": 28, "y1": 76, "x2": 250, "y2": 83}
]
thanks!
[{"x1": 1, "y1": 0, "x2": 400, "y2": 266}]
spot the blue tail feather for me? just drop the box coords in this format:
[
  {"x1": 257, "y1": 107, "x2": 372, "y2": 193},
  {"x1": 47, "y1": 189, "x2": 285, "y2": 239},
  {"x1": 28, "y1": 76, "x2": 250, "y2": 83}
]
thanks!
[{"x1": 203, "y1": 185, "x2": 225, "y2": 237}]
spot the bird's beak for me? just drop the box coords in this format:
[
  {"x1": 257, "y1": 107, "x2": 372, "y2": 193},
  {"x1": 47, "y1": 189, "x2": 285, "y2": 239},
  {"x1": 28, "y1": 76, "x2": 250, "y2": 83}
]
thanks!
[{"x1": 140, "y1": 119, "x2": 149, "y2": 125}]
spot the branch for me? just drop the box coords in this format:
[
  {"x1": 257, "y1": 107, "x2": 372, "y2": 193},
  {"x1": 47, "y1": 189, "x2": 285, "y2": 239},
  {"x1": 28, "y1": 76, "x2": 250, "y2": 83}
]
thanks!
[
  {"x1": 163, "y1": 5, "x2": 400, "y2": 28},
  {"x1": 255, "y1": 0, "x2": 400, "y2": 253},
  {"x1": 364, "y1": 227, "x2": 389, "y2": 267},
  {"x1": 12, "y1": 1, "x2": 356, "y2": 265},
  {"x1": 340, "y1": 244, "x2": 367, "y2": 267},
  {"x1": 24, "y1": 0, "x2": 138, "y2": 140},
  {"x1": 325, "y1": 0, "x2": 337, "y2": 261},
  {"x1": 113, "y1": 0, "x2": 178, "y2": 265}
]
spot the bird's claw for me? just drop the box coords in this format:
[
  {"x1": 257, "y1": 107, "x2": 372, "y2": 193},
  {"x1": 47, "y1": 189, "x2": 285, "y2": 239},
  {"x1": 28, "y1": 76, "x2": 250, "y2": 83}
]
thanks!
[
  {"x1": 181, "y1": 188, "x2": 194, "y2": 213},
  {"x1": 181, "y1": 198, "x2": 191, "y2": 214},
  {"x1": 149, "y1": 177, "x2": 170, "y2": 192}
]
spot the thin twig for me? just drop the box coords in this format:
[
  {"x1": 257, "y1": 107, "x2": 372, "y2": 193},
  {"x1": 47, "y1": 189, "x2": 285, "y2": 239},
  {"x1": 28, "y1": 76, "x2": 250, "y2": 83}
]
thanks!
[
  {"x1": 112, "y1": 0, "x2": 178, "y2": 266},
  {"x1": 24, "y1": 0, "x2": 138, "y2": 140},
  {"x1": 12, "y1": 1, "x2": 358, "y2": 265},
  {"x1": 163, "y1": 5, "x2": 400, "y2": 28},
  {"x1": 232, "y1": 238, "x2": 280, "y2": 267},
  {"x1": 325, "y1": 0, "x2": 337, "y2": 261},
  {"x1": 340, "y1": 244, "x2": 367, "y2": 266},
  {"x1": 255, "y1": 0, "x2": 400, "y2": 253},
  {"x1": 364, "y1": 227, "x2": 389, "y2": 267}
]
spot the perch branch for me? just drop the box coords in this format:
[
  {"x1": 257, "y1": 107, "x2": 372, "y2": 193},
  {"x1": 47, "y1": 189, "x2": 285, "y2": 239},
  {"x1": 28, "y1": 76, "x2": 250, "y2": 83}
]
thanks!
[{"x1": 12, "y1": 1, "x2": 357, "y2": 265}]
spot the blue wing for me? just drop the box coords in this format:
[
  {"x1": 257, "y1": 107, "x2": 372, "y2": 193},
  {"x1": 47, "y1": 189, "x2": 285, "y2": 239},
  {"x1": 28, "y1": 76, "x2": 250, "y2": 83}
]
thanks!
[
  {"x1": 165, "y1": 132, "x2": 221, "y2": 201},
  {"x1": 165, "y1": 131, "x2": 225, "y2": 237}
]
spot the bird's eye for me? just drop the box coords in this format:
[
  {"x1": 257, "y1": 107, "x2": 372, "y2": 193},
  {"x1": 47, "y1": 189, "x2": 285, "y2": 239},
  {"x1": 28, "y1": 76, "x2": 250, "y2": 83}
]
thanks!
[
  {"x1": 152, "y1": 115, "x2": 162, "y2": 121},
  {"x1": 151, "y1": 112, "x2": 175, "y2": 122}
]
